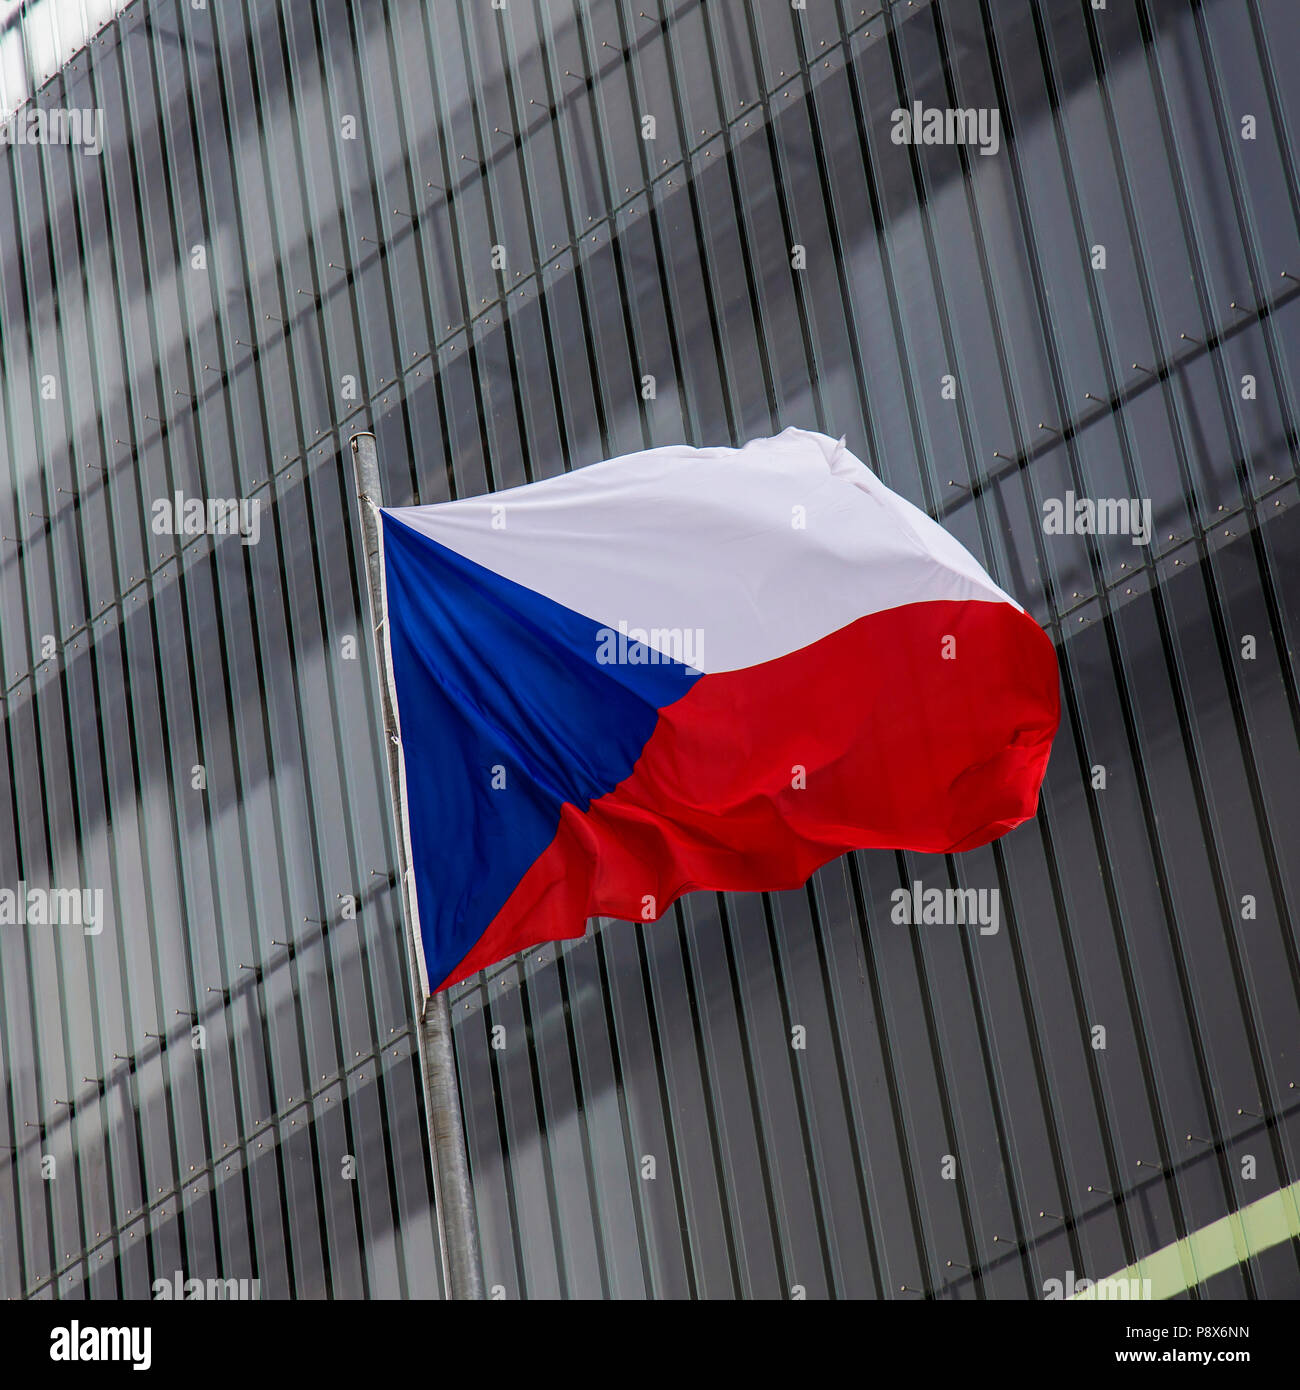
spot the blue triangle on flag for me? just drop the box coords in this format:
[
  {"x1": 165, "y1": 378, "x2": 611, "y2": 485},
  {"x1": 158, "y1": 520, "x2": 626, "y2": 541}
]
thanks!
[{"x1": 380, "y1": 510, "x2": 701, "y2": 987}]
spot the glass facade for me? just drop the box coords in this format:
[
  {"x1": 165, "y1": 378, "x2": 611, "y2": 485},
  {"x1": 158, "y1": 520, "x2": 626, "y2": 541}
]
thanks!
[{"x1": 1, "y1": 0, "x2": 1298, "y2": 1300}]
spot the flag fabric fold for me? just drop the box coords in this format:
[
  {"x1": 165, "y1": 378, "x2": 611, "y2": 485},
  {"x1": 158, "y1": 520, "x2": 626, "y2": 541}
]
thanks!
[{"x1": 378, "y1": 427, "x2": 1060, "y2": 992}]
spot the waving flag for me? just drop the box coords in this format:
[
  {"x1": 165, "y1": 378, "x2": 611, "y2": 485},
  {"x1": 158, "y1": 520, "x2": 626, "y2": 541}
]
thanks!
[{"x1": 378, "y1": 427, "x2": 1059, "y2": 992}]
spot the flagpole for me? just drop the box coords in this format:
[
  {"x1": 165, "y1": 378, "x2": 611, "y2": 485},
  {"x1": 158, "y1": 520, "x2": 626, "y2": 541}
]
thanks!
[{"x1": 348, "y1": 431, "x2": 485, "y2": 1300}]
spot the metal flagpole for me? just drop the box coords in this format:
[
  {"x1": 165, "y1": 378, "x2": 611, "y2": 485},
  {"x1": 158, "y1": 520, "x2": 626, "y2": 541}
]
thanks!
[{"x1": 348, "y1": 431, "x2": 485, "y2": 1300}]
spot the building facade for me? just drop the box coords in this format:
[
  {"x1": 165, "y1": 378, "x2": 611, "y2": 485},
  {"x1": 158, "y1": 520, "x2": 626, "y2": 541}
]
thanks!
[{"x1": 1, "y1": 0, "x2": 1298, "y2": 1298}]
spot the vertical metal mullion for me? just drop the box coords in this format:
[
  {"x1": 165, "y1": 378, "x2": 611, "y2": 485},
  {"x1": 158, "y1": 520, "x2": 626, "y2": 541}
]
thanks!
[
  {"x1": 0, "y1": 144, "x2": 59, "y2": 1281},
  {"x1": 878, "y1": 8, "x2": 1048, "y2": 1298},
  {"x1": 31, "y1": 69, "x2": 143, "y2": 1301},
  {"x1": 1111, "y1": 0, "x2": 1300, "y2": 1230},
  {"x1": 401, "y1": 4, "x2": 499, "y2": 502},
  {"x1": 636, "y1": 7, "x2": 739, "y2": 444},
  {"x1": 107, "y1": 14, "x2": 234, "y2": 1298},
  {"x1": 166, "y1": 0, "x2": 302, "y2": 1284},
  {"x1": 528, "y1": 0, "x2": 616, "y2": 462},
  {"x1": 1243, "y1": 0, "x2": 1300, "y2": 247},
  {"x1": 68, "y1": 16, "x2": 186, "y2": 1299},
  {"x1": 916, "y1": 1, "x2": 1095, "y2": 1289},
  {"x1": 975, "y1": 0, "x2": 1181, "y2": 1272},
  {"x1": 1079, "y1": 0, "x2": 1297, "y2": 1204},
  {"x1": 137, "y1": 0, "x2": 262, "y2": 1289},
  {"x1": 178, "y1": 0, "x2": 327, "y2": 1296},
  {"x1": 785, "y1": 13, "x2": 946, "y2": 1293},
  {"x1": 72, "y1": 14, "x2": 189, "y2": 1299},
  {"x1": 435, "y1": 2, "x2": 515, "y2": 497},
  {"x1": 0, "y1": 84, "x2": 78, "y2": 1301},
  {"x1": 573, "y1": 4, "x2": 686, "y2": 452},
  {"x1": 926, "y1": 9, "x2": 1096, "y2": 1287},
  {"x1": 979, "y1": 0, "x2": 1228, "y2": 1288},
  {"x1": 272, "y1": 0, "x2": 436, "y2": 1297},
  {"x1": 458, "y1": 3, "x2": 539, "y2": 489},
  {"x1": 230, "y1": 0, "x2": 359, "y2": 1298},
  {"x1": 853, "y1": 3, "x2": 1020, "y2": 1295},
  {"x1": 329, "y1": 0, "x2": 424, "y2": 502},
  {"x1": 492, "y1": 5, "x2": 580, "y2": 469},
  {"x1": 305, "y1": 23, "x2": 455, "y2": 1280}
]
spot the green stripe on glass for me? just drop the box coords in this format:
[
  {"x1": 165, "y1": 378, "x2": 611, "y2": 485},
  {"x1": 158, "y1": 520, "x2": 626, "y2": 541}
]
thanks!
[{"x1": 1072, "y1": 1180, "x2": 1300, "y2": 1300}]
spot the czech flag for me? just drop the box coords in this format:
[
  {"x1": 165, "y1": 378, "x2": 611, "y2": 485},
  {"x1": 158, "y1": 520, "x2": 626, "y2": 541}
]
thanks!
[{"x1": 379, "y1": 428, "x2": 1059, "y2": 992}]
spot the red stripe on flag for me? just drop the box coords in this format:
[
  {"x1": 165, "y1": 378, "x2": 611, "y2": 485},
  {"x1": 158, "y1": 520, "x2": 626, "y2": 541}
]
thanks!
[{"x1": 437, "y1": 599, "x2": 1059, "y2": 989}]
